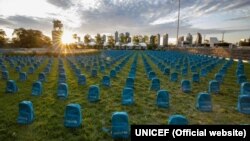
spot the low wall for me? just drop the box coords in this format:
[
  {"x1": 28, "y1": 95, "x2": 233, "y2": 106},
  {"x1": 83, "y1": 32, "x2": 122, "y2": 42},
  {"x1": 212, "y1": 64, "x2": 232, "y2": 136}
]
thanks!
[{"x1": 168, "y1": 47, "x2": 250, "y2": 60}]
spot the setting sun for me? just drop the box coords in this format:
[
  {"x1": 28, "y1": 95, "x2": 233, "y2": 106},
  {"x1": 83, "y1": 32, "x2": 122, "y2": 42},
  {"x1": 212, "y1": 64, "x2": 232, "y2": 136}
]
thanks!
[{"x1": 61, "y1": 31, "x2": 74, "y2": 44}]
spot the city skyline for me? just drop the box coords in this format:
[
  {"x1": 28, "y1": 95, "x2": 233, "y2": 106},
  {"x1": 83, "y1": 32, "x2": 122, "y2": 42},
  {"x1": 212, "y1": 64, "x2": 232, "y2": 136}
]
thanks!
[{"x1": 0, "y1": 0, "x2": 250, "y2": 44}]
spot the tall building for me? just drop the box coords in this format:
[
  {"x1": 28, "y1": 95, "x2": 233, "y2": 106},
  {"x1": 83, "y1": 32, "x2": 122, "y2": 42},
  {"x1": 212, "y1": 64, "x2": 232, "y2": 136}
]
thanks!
[
  {"x1": 102, "y1": 35, "x2": 106, "y2": 43},
  {"x1": 156, "y1": 34, "x2": 160, "y2": 47},
  {"x1": 186, "y1": 33, "x2": 193, "y2": 46},
  {"x1": 125, "y1": 32, "x2": 130, "y2": 38},
  {"x1": 195, "y1": 32, "x2": 202, "y2": 46},
  {"x1": 115, "y1": 31, "x2": 119, "y2": 43},
  {"x1": 178, "y1": 36, "x2": 184, "y2": 46},
  {"x1": 52, "y1": 20, "x2": 63, "y2": 47},
  {"x1": 119, "y1": 33, "x2": 124, "y2": 37},
  {"x1": 125, "y1": 32, "x2": 130, "y2": 43},
  {"x1": 127, "y1": 37, "x2": 132, "y2": 43},
  {"x1": 163, "y1": 33, "x2": 168, "y2": 47}
]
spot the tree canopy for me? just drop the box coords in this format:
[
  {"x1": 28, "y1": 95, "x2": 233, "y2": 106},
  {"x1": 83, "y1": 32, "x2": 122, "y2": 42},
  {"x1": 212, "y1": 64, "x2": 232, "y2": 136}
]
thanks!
[
  {"x1": 0, "y1": 29, "x2": 7, "y2": 47},
  {"x1": 108, "y1": 36, "x2": 115, "y2": 47},
  {"x1": 84, "y1": 34, "x2": 91, "y2": 45},
  {"x1": 12, "y1": 28, "x2": 51, "y2": 48},
  {"x1": 95, "y1": 33, "x2": 102, "y2": 47},
  {"x1": 239, "y1": 38, "x2": 250, "y2": 46},
  {"x1": 132, "y1": 35, "x2": 140, "y2": 45}
]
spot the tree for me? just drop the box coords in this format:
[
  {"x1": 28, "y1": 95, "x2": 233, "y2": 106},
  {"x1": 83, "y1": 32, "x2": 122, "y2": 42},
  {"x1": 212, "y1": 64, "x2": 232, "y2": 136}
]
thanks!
[
  {"x1": 149, "y1": 35, "x2": 157, "y2": 50},
  {"x1": 143, "y1": 35, "x2": 149, "y2": 43},
  {"x1": 95, "y1": 33, "x2": 102, "y2": 49},
  {"x1": 119, "y1": 33, "x2": 125, "y2": 44},
  {"x1": 108, "y1": 36, "x2": 115, "y2": 48},
  {"x1": 73, "y1": 34, "x2": 78, "y2": 42},
  {"x1": 12, "y1": 28, "x2": 51, "y2": 48},
  {"x1": 125, "y1": 33, "x2": 130, "y2": 43},
  {"x1": 138, "y1": 35, "x2": 143, "y2": 43},
  {"x1": 84, "y1": 34, "x2": 91, "y2": 46},
  {"x1": 42, "y1": 35, "x2": 52, "y2": 47},
  {"x1": 132, "y1": 35, "x2": 140, "y2": 45},
  {"x1": 239, "y1": 40, "x2": 250, "y2": 46},
  {"x1": 150, "y1": 35, "x2": 156, "y2": 45},
  {"x1": 0, "y1": 29, "x2": 7, "y2": 47}
]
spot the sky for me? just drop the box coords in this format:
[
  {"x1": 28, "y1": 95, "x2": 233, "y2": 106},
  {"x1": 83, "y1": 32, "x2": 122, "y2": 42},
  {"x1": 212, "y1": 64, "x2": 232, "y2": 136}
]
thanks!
[{"x1": 0, "y1": 0, "x2": 250, "y2": 44}]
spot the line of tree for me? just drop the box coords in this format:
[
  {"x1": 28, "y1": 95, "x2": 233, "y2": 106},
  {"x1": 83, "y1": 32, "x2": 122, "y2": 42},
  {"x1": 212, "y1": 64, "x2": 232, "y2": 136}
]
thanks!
[
  {"x1": 119, "y1": 33, "x2": 130, "y2": 44},
  {"x1": 132, "y1": 35, "x2": 149, "y2": 45},
  {"x1": 0, "y1": 28, "x2": 51, "y2": 48},
  {"x1": 239, "y1": 38, "x2": 250, "y2": 46},
  {"x1": 1, "y1": 28, "x2": 165, "y2": 50},
  {"x1": 82, "y1": 34, "x2": 107, "y2": 49}
]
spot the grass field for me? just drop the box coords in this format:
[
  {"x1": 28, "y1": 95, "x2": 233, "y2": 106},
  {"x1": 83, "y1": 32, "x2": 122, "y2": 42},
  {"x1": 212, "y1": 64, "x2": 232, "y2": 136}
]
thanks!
[{"x1": 0, "y1": 50, "x2": 250, "y2": 141}]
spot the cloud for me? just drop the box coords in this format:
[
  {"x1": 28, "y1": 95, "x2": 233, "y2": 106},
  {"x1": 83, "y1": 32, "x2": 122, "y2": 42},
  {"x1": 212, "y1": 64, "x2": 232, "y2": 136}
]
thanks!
[
  {"x1": 222, "y1": 0, "x2": 250, "y2": 10},
  {"x1": 0, "y1": 17, "x2": 13, "y2": 27},
  {"x1": 226, "y1": 16, "x2": 250, "y2": 21},
  {"x1": 46, "y1": 0, "x2": 74, "y2": 9},
  {"x1": 2, "y1": 15, "x2": 52, "y2": 35},
  {"x1": 0, "y1": 0, "x2": 250, "y2": 43}
]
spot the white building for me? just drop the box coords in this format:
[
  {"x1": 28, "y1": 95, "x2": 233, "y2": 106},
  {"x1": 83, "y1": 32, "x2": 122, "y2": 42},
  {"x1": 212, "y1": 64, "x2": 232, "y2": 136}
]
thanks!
[
  {"x1": 210, "y1": 37, "x2": 219, "y2": 47},
  {"x1": 115, "y1": 31, "x2": 119, "y2": 43},
  {"x1": 157, "y1": 34, "x2": 160, "y2": 47}
]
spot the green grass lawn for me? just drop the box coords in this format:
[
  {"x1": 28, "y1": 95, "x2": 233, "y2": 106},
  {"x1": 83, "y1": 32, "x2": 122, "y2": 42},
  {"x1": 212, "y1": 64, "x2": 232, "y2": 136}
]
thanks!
[{"x1": 0, "y1": 50, "x2": 250, "y2": 141}]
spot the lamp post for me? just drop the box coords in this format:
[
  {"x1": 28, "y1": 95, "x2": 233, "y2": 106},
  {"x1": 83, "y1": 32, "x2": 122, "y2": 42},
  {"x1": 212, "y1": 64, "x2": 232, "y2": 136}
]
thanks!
[{"x1": 176, "y1": 0, "x2": 180, "y2": 47}]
